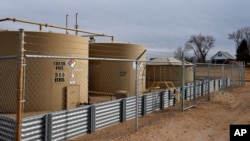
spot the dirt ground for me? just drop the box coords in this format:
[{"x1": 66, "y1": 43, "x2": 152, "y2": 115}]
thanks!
[{"x1": 71, "y1": 81, "x2": 250, "y2": 141}]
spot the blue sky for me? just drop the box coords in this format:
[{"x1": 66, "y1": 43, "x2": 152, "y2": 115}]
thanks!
[{"x1": 1, "y1": 0, "x2": 250, "y2": 59}]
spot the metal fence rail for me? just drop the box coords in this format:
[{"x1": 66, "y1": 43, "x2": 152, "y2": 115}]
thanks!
[{"x1": 0, "y1": 78, "x2": 231, "y2": 141}]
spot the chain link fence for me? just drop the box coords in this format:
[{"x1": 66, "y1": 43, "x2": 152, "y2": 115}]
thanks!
[
  {"x1": 196, "y1": 63, "x2": 245, "y2": 88},
  {"x1": 0, "y1": 30, "x2": 246, "y2": 140},
  {"x1": 0, "y1": 57, "x2": 19, "y2": 114},
  {"x1": 0, "y1": 56, "x2": 245, "y2": 141},
  {"x1": 23, "y1": 57, "x2": 89, "y2": 113},
  {"x1": 88, "y1": 60, "x2": 145, "y2": 104}
]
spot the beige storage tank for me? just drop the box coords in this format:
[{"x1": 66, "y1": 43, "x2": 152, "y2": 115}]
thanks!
[
  {"x1": 0, "y1": 31, "x2": 89, "y2": 113},
  {"x1": 146, "y1": 57, "x2": 193, "y2": 88},
  {"x1": 89, "y1": 42, "x2": 146, "y2": 97}
]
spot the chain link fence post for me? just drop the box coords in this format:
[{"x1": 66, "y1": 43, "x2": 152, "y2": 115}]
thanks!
[
  {"x1": 208, "y1": 63, "x2": 210, "y2": 100},
  {"x1": 242, "y1": 62, "x2": 245, "y2": 85},
  {"x1": 16, "y1": 28, "x2": 25, "y2": 141},
  {"x1": 181, "y1": 52, "x2": 185, "y2": 111},
  {"x1": 135, "y1": 60, "x2": 139, "y2": 131},
  {"x1": 192, "y1": 58, "x2": 196, "y2": 105},
  {"x1": 221, "y1": 64, "x2": 224, "y2": 94},
  {"x1": 239, "y1": 62, "x2": 241, "y2": 86},
  {"x1": 243, "y1": 62, "x2": 245, "y2": 85}
]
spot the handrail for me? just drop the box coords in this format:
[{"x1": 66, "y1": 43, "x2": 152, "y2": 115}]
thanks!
[{"x1": 0, "y1": 17, "x2": 114, "y2": 41}]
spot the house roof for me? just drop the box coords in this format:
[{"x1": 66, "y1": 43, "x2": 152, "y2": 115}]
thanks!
[
  {"x1": 147, "y1": 57, "x2": 193, "y2": 66},
  {"x1": 210, "y1": 51, "x2": 235, "y2": 60}
]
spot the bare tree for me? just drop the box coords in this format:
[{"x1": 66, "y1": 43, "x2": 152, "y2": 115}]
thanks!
[
  {"x1": 185, "y1": 33, "x2": 215, "y2": 63},
  {"x1": 174, "y1": 47, "x2": 195, "y2": 62},
  {"x1": 174, "y1": 47, "x2": 185, "y2": 60},
  {"x1": 228, "y1": 27, "x2": 250, "y2": 49}
]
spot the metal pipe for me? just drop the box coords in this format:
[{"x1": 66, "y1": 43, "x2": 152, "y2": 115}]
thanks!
[
  {"x1": 0, "y1": 17, "x2": 114, "y2": 41},
  {"x1": 136, "y1": 49, "x2": 147, "y2": 60},
  {"x1": 75, "y1": 13, "x2": 78, "y2": 35},
  {"x1": 39, "y1": 24, "x2": 42, "y2": 31},
  {"x1": 16, "y1": 28, "x2": 25, "y2": 141},
  {"x1": 183, "y1": 105, "x2": 195, "y2": 111},
  {"x1": 66, "y1": 14, "x2": 68, "y2": 34},
  {"x1": 25, "y1": 54, "x2": 141, "y2": 62}
]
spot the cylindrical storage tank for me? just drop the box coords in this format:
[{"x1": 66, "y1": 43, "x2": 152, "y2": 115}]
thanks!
[
  {"x1": 0, "y1": 31, "x2": 89, "y2": 113},
  {"x1": 146, "y1": 57, "x2": 193, "y2": 88},
  {"x1": 0, "y1": 31, "x2": 19, "y2": 113},
  {"x1": 89, "y1": 42, "x2": 146, "y2": 97}
]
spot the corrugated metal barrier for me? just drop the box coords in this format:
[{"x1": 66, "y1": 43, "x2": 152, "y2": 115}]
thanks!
[
  {"x1": 0, "y1": 78, "x2": 230, "y2": 141},
  {"x1": 0, "y1": 115, "x2": 15, "y2": 141},
  {"x1": 21, "y1": 115, "x2": 45, "y2": 141}
]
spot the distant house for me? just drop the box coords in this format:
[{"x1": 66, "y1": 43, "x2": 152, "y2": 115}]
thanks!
[{"x1": 211, "y1": 51, "x2": 235, "y2": 64}]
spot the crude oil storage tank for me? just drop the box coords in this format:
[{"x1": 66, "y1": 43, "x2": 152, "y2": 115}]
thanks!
[
  {"x1": 0, "y1": 30, "x2": 89, "y2": 113},
  {"x1": 146, "y1": 57, "x2": 193, "y2": 89},
  {"x1": 89, "y1": 42, "x2": 146, "y2": 97}
]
